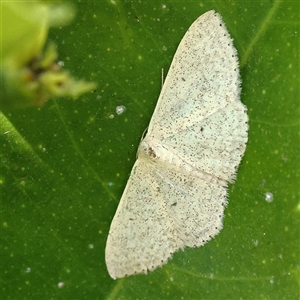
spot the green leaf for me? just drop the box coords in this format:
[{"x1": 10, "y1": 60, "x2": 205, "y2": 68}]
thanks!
[{"x1": 1, "y1": 1, "x2": 299, "y2": 299}]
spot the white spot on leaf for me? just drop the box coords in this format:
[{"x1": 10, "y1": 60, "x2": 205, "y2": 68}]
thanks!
[
  {"x1": 116, "y1": 105, "x2": 126, "y2": 115},
  {"x1": 265, "y1": 192, "x2": 274, "y2": 203}
]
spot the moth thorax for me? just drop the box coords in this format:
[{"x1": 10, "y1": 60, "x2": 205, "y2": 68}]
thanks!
[{"x1": 138, "y1": 139, "x2": 158, "y2": 160}]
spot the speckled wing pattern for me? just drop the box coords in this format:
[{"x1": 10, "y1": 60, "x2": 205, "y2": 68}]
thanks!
[{"x1": 105, "y1": 10, "x2": 248, "y2": 279}]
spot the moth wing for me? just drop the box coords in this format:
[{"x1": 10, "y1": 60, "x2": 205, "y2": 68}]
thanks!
[
  {"x1": 105, "y1": 155, "x2": 227, "y2": 279},
  {"x1": 147, "y1": 10, "x2": 248, "y2": 181}
]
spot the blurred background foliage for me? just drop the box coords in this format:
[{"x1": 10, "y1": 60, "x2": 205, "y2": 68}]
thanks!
[
  {"x1": 1, "y1": 0, "x2": 299, "y2": 299},
  {"x1": 1, "y1": 1, "x2": 96, "y2": 110}
]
